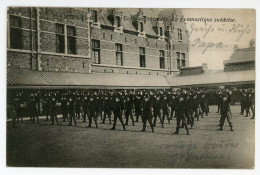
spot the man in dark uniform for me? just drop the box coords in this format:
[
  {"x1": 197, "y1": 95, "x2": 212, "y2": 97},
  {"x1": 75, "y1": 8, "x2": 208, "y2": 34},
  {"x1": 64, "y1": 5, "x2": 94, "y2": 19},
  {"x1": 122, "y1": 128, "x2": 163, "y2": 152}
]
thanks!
[
  {"x1": 141, "y1": 94, "x2": 154, "y2": 132},
  {"x1": 245, "y1": 91, "x2": 254, "y2": 118},
  {"x1": 68, "y1": 96, "x2": 77, "y2": 126},
  {"x1": 110, "y1": 93, "x2": 125, "y2": 131},
  {"x1": 170, "y1": 92, "x2": 178, "y2": 119},
  {"x1": 162, "y1": 94, "x2": 170, "y2": 126},
  {"x1": 13, "y1": 92, "x2": 23, "y2": 123},
  {"x1": 173, "y1": 95, "x2": 189, "y2": 135},
  {"x1": 61, "y1": 95, "x2": 69, "y2": 122},
  {"x1": 28, "y1": 93, "x2": 39, "y2": 124},
  {"x1": 101, "y1": 95, "x2": 112, "y2": 124},
  {"x1": 239, "y1": 90, "x2": 246, "y2": 115},
  {"x1": 45, "y1": 92, "x2": 51, "y2": 121},
  {"x1": 50, "y1": 96, "x2": 58, "y2": 125},
  {"x1": 153, "y1": 94, "x2": 163, "y2": 127},
  {"x1": 218, "y1": 90, "x2": 234, "y2": 131},
  {"x1": 185, "y1": 93, "x2": 194, "y2": 128},
  {"x1": 125, "y1": 95, "x2": 135, "y2": 126},
  {"x1": 75, "y1": 95, "x2": 82, "y2": 119},
  {"x1": 82, "y1": 95, "x2": 89, "y2": 123},
  {"x1": 192, "y1": 93, "x2": 201, "y2": 121},
  {"x1": 87, "y1": 95, "x2": 98, "y2": 128},
  {"x1": 200, "y1": 93, "x2": 209, "y2": 116},
  {"x1": 135, "y1": 94, "x2": 143, "y2": 122}
]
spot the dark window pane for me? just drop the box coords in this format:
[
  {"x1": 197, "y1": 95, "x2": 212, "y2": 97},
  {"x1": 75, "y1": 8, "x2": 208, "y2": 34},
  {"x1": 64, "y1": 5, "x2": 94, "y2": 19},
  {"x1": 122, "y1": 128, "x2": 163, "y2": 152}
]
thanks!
[
  {"x1": 67, "y1": 36, "x2": 76, "y2": 54},
  {"x1": 56, "y1": 24, "x2": 64, "y2": 34},
  {"x1": 10, "y1": 28, "x2": 22, "y2": 49},
  {"x1": 140, "y1": 55, "x2": 145, "y2": 67},
  {"x1": 56, "y1": 35, "x2": 65, "y2": 53}
]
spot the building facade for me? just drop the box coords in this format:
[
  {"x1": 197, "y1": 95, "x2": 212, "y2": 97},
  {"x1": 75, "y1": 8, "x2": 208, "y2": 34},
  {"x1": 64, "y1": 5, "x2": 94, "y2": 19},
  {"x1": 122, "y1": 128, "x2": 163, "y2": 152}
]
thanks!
[{"x1": 7, "y1": 7, "x2": 189, "y2": 79}]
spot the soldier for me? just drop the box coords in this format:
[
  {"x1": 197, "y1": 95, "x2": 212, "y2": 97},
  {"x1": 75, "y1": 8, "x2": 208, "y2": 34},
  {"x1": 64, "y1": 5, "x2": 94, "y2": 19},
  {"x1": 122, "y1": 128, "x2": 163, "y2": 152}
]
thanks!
[
  {"x1": 153, "y1": 94, "x2": 162, "y2": 127},
  {"x1": 192, "y1": 93, "x2": 201, "y2": 121},
  {"x1": 125, "y1": 95, "x2": 135, "y2": 126},
  {"x1": 170, "y1": 92, "x2": 178, "y2": 119},
  {"x1": 13, "y1": 92, "x2": 22, "y2": 123},
  {"x1": 101, "y1": 95, "x2": 112, "y2": 124},
  {"x1": 185, "y1": 93, "x2": 194, "y2": 128},
  {"x1": 200, "y1": 93, "x2": 209, "y2": 116},
  {"x1": 82, "y1": 95, "x2": 89, "y2": 123},
  {"x1": 28, "y1": 93, "x2": 39, "y2": 124},
  {"x1": 218, "y1": 90, "x2": 234, "y2": 131},
  {"x1": 75, "y1": 95, "x2": 82, "y2": 119},
  {"x1": 216, "y1": 91, "x2": 222, "y2": 113},
  {"x1": 68, "y1": 96, "x2": 77, "y2": 126},
  {"x1": 50, "y1": 96, "x2": 58, "y2": 125},
  {"x1": 162, "y1": 94, "x2": 170, "y2": 126},
  {"x1": 61, "y1": 95, "x2": 69, "y2": 122},
  {"x1": 110, "y1": 93, "x2": 125, "y2": 131},
  {"x1": 240, "y1": 90, "x2": 246, "y2": 115},
  {"x1": 45, "y1": 92, "x2": 51, "y2": 121},
  {"x1": 134, "y1": 94, "x2": 143, "y2": 122},
  {"x1": 87, "y1": 95, "x2": 98, "y2": 128},
  {"x1": 8, "y1": 103, "x2": 17, "y2": 128},
  {"x1": 141, "y1": 94, "x2": 154, "y2": 132},
  {"x1": 245, "y1": 91, "x2": 254, "y2": 118},
  {"x1": 173, "y1": 95, "x2": 189, "y2": 135}
]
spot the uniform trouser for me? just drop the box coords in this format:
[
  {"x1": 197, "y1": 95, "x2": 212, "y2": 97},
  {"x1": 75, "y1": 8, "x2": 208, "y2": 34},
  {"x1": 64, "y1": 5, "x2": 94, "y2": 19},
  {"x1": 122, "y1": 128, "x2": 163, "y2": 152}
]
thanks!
[
  {"x1": 103, "y1": 109, "x2": 111, "y2": 123},
  {"x1": 240, "y1": 101, "x2": 245, "y2": 114},
  {"x1": 246, "y1": 105, "x2": 254, "y2": 116},
  {"x1": 193, "y1": 107, "x2": 199, "y2": 120},
  {"x1": 135, "y1": 109, "x2": 142, "y2": 121},
  {"x1": 153, "y1": 110, "x2": 162, "y2": 127},
  {"x1": 217, "y1": 103, "x2": 221, "y2": 112},
  {"x1": 50, "y1": 110, "x2": 58, "y2": 124},
  {"x1": 62, "y1": 109, "x2": 69, "y2": 121},
  {"x1": 45, "y1": 109, "x2": 50, "y2": 120},
  {"x1": 16, "y1": 108, "x2": 23, "y2": 122},
  {"x1": 170, "y1": 107, "x2": 176, "y2": 118},
  {"x1": 88, "y1": 113, "x2": 98, "y2": 127},
  {"x1": 125, "y1": 109, "x2": 134, "y2": 125},
  {"x1": 69, "y1": 111, "x2": 77, "y2": 126},
  {"x1": 83, "y1": 110, "x2": 89, "y2": 122},
  {"x1": 142, "y1": 114, "x2": 154, "y2": 131},
  {"x1": 175, "y1": 112, "x2": 189, "y2": 134},
  {"x1": 219, "y1": 112, "x2": 232, "y2": 128},
  {"x1": 185, "y1": 110, "x2": 193, "y2": 125},
  {"x1": 162, "y1": 108, "x2": 170, "y2": 125},
  {"x1": 75, "y1": 108, "x2": 81, "y2": 119},
  {"x1": 30, "y1": 108, "x2": 39, "y2": 123},
  {"x1": 113, "y1": 113, "x2": 125, "y2": 129}
]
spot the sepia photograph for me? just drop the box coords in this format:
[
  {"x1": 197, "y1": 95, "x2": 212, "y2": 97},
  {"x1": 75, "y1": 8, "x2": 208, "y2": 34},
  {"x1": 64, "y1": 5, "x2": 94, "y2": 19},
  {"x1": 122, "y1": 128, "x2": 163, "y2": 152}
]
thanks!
[{"x1": 5, "y1": 4, "x2": 256, "y2": 170}]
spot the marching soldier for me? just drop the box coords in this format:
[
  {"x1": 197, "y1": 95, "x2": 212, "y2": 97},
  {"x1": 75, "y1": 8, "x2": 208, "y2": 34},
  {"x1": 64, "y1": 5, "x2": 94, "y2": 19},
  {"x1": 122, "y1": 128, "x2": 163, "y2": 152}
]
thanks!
[
  {"x1": 110, "y1": 93, "x2": 125, "y2": 131},
  {"x1": 87, "y1": 95, "x2": 98, "y2": 128},
  {"x1": 135, "y1": 94, "x2": 143, "y2": 122},
  {"x1": 141, "y1": 94, "x2": 154, "y2": 132},
  {"x1": 173, "y1": 95, "x2": 189, "y2": 135},
  {"x1": 28, "y1": 93, "x2": 39, "y2": 124},
  {"x1": 61, "y1": 95, "x2": 69, "y2": 122},
  {"x1": 82, "y1": 95, "x2": 89, "y2": 123},
  {"x1": 50, "y1": 96, "x2": 58, "y2": 125},
  {"x1": 170, "y1": 92, "x2": 178, "y2": 119},
  {"x1": 153, "y1": 94, "x2": 163, "y2": 127},
  {"x1": 218, "y1": 90, "x2": 234, "y2": 131},
  {"x1": 75, "y1": 95, "x2": 82, "y2": 119},
  {"x1": 125, "y1": 95, "x2": 135, "y2": 126},
  {"x1": 162, "y1": 94, "x2": 170, "y2": 126},
  {"x1": 68, "y1": 96, "x2": 77, "y2": 126}
]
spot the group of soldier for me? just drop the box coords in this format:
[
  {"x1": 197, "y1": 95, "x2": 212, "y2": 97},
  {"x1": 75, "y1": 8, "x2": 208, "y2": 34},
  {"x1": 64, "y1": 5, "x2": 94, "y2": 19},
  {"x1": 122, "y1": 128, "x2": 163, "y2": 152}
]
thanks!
[{"x1": 9, "y1": 87, "x2": 255, "y2": 135}]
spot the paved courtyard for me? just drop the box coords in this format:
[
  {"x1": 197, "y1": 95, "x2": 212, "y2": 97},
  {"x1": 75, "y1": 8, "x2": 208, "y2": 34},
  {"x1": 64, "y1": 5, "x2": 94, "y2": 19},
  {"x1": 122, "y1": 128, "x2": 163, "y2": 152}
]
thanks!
[{"x1": 6, "y1": 106, "x2": 255, "y2": 168}]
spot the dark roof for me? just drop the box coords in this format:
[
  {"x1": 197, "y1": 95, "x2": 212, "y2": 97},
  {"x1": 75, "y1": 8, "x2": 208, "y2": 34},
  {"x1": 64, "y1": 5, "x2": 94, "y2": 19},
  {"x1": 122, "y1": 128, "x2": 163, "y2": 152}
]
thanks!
[
  {"x1": 226, "y1": 47, "x2": 255, "y2": 64},
  {"x1": 166, "y1": 70, "x2": 255, "y2": 87},
  {"x1": 7, "y1": 67, "x2": 170, "y2": 89}
]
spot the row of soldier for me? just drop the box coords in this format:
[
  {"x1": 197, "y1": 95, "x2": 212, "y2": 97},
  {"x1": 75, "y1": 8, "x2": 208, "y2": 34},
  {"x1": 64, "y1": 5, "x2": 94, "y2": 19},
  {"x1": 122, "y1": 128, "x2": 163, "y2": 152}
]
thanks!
[{"x1": 9, "y1": 88, "x2": 255, "y2": 134}]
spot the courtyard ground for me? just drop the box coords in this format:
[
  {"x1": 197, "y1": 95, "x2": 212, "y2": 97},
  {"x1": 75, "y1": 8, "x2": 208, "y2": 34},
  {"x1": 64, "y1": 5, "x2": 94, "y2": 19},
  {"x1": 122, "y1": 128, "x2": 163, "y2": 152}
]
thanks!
[{"x1": 6, "y1": 105, "x2": 255, "y2": 168}]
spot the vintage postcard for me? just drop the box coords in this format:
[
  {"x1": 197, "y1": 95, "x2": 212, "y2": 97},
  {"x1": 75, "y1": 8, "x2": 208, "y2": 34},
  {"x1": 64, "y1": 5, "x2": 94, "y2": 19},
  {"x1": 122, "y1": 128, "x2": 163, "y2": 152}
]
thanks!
[{"x1": 6, "y1": 7, "x2": 255, "y2": 169}]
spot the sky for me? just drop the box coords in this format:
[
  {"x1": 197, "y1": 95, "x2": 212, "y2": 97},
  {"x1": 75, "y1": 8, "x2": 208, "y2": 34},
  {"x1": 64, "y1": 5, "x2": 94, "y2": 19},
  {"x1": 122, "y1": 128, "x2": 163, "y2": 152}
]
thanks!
[{"x1": 182, "y1": 9, "x2": 255, "y2": 70}]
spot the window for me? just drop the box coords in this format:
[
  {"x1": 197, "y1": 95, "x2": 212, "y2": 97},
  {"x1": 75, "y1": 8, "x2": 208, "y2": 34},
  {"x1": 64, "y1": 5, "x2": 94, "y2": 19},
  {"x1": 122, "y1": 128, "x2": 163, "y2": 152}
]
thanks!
[
  {"x1": 139, "y1": 47, "x2": 146, "y2": 67},
  {"x1": 56, "y1": 24, "x2": 65, "y2": 53},
  {"x1": 115, "y1": 16, "x2": 121, "y2": 27},
  {"x1": 92, "y1": 40, "x2": 100, "y2": 64},
  {"x1": 176, "y1": 52, "x2": 181, "y2": 69},
  {"x1": 159, "y1": 50, "x2": 165, "y2": 69},
  {"x1": 9, "y1": 15, "x2": 22, "y2": 49},
  {"x1": 176, "y1": 52, "x2": 186, "y2": 68},
  {"x1": 178, "y1": 28, "x2": 182, "y2": 41},
  {"x1": 140, "y1": 22, "x2": 144, "y2": 32},
  {"x1": 67, "y1": 26, "x2": 76, "y2": 54},
  {"x1": 116, "y1": 43, "x2": 123, "y2": 66},
  {"x1": 93, "y1": 10, "x2": 98, "y2": 23},
  {"x1": 181, "y1": 53, "x2": 186, "y2": 67},
  {"x1": 159, "y1": 27, "x2": 163, "y2": 36}
]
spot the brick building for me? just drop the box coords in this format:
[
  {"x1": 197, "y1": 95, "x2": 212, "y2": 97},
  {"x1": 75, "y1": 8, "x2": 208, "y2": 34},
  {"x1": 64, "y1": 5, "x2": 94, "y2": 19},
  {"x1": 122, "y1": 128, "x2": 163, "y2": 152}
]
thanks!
[{"x1": 7, "y1": 7, "x2": 190, "y2": 90}]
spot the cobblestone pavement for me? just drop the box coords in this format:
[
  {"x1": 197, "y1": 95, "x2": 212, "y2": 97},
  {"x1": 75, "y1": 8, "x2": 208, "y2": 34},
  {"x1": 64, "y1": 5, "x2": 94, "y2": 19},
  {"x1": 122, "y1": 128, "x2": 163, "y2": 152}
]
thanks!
[{"x1": 6, "y1": 106, "x2": 255, "y2": 168}]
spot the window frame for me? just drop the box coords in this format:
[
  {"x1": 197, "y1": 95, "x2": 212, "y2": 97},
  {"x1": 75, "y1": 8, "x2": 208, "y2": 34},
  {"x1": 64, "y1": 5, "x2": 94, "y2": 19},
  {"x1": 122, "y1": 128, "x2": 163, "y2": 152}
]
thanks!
[
  {"x1": 139, "y1": 47, "x2": 146, "y2": 67},
  {"x1": 116, "y1": 43, "x2": 123, "y2": 66}
]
